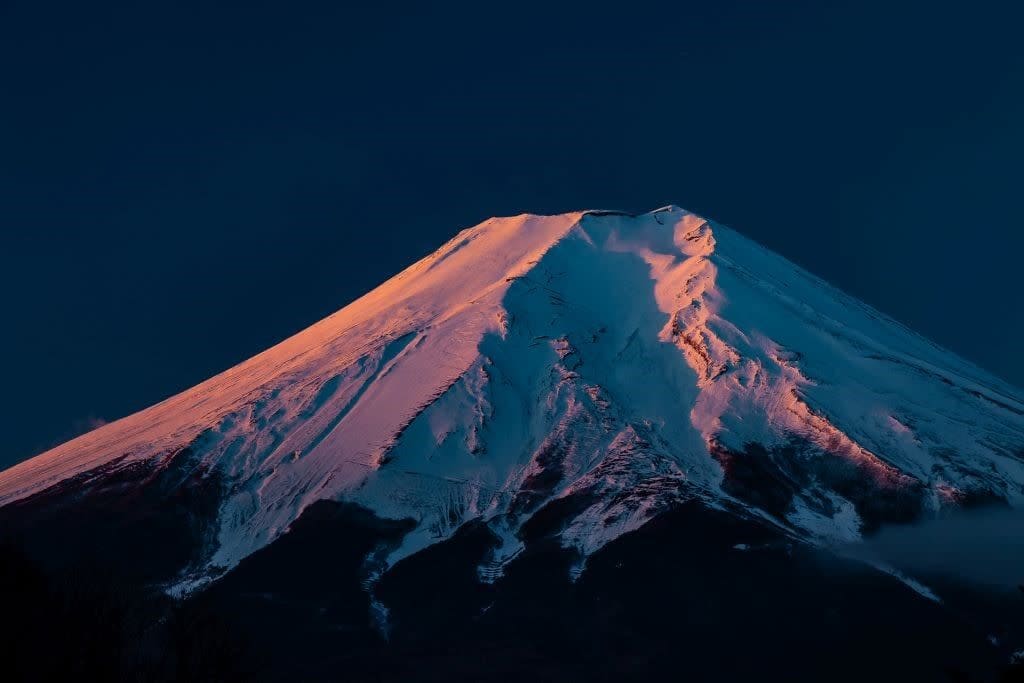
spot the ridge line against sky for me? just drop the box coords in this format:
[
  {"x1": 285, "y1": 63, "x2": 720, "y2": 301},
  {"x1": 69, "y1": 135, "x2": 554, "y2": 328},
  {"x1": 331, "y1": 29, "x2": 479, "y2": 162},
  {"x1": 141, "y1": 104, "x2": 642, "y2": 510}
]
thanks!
[{"x1": 2, "y1": 0, "x2": 1023, "y2": 468}]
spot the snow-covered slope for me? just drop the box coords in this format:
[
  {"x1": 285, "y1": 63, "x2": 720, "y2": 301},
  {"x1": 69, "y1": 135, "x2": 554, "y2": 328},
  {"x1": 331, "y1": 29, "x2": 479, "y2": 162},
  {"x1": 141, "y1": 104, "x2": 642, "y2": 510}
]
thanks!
[{"x1": 3, "y1": 206, "x2": 1023, "y2": 591}]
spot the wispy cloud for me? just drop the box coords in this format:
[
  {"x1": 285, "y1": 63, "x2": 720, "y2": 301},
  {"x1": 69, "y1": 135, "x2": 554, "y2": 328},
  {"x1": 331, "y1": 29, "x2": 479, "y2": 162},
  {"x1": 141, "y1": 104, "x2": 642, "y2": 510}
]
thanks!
[{"x1": 848, "y1": 507, "x2": 1024, "y2": 590}]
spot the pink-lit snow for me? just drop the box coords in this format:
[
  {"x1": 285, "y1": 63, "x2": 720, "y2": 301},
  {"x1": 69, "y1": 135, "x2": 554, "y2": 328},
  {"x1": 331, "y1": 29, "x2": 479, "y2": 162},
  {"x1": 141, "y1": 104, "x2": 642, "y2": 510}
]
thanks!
[{"x1": 1, "y1": 206, "x2": 1021, "y2": 593}]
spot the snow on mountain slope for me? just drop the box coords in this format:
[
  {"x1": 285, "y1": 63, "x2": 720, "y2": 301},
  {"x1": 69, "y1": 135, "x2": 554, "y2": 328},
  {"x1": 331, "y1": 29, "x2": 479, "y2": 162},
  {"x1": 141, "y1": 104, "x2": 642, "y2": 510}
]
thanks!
[{"x1": 2, "y1": 206, "x2": 1023, "y2": 592}]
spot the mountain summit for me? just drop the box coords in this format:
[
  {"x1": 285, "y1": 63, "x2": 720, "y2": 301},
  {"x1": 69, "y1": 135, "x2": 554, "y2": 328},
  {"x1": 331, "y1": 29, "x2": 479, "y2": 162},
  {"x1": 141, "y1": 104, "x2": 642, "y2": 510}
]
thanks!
[{"x1": 3, "y1": 206, "x2": 1023, "y2": 599}]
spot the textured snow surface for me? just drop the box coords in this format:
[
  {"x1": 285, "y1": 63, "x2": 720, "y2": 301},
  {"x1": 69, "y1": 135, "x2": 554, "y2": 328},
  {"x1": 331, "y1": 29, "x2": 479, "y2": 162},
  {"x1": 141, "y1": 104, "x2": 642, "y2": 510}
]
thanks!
[{"x1": 2, "y1": 206, "x2": 1023, "y2": 590}]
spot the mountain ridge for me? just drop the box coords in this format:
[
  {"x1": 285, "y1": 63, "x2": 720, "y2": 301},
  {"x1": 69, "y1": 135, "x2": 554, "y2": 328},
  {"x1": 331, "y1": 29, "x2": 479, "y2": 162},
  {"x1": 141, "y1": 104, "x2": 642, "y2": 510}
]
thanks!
[{"x1": 3, "y1": 206, "x2": 1022, "y2": 599}]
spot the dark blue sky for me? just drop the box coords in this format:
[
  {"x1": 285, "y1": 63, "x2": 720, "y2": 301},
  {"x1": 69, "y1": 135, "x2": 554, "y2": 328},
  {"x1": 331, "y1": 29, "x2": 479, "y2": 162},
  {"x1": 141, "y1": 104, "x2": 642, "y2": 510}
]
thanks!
[{"x1": 2, "y1": 1, "x2": 1022, "y2": 468}]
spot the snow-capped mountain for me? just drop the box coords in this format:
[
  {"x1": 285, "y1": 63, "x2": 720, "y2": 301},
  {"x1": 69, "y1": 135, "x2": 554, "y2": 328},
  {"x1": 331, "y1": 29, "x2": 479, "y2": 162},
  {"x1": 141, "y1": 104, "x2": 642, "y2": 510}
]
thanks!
[{"x1": 2, "y1": 206, "x2": 1023, "y2": 599}]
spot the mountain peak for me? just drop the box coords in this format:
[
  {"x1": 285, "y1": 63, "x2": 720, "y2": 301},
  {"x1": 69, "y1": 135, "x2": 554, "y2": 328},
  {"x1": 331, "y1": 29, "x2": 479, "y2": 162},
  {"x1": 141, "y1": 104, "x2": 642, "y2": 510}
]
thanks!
[{"x1": 2, "y1": 208, "x2": 1022, "y2": 596}]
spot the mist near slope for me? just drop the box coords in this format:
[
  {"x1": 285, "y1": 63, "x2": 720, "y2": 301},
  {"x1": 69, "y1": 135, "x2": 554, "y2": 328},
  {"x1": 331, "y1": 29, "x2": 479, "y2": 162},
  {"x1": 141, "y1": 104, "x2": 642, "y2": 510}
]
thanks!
[{"x1": 847, "y1": 507, "x2": 1024, "y2": 590}]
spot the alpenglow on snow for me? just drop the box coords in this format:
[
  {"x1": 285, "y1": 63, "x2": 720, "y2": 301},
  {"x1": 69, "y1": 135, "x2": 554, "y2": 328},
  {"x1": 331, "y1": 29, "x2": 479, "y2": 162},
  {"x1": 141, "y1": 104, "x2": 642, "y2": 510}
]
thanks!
[{"x1": 2, "y1": 206, "x2": 1022, "y2": 593}]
